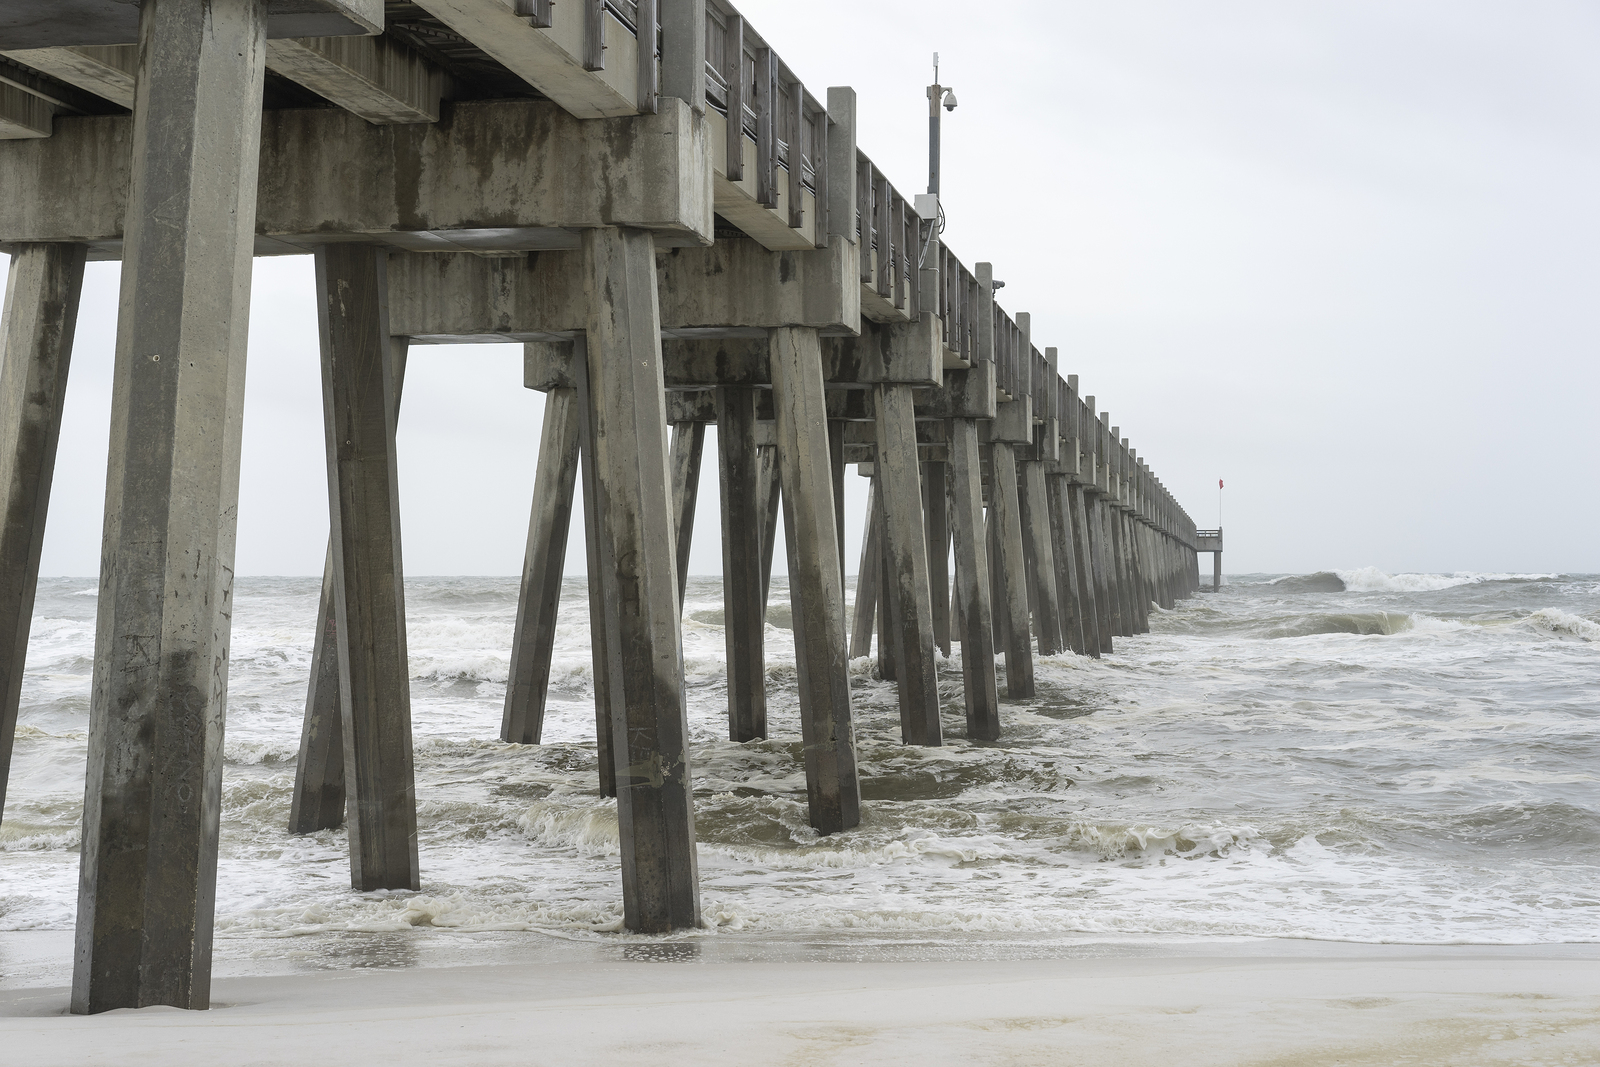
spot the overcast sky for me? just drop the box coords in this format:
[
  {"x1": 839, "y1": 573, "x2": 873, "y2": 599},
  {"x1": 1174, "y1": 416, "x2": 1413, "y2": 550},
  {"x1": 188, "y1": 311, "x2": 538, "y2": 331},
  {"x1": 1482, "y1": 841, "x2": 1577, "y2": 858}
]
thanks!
[{"x1": 14, "y1": 0, "x2": 1599, "y2": 577}]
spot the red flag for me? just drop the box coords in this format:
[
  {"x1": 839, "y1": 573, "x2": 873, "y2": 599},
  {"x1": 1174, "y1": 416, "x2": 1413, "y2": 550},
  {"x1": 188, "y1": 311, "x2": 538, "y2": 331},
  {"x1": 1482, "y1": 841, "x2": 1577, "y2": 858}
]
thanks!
[{"x1": 1218, "y1": 479, "x2": 1224, "y2": 489}]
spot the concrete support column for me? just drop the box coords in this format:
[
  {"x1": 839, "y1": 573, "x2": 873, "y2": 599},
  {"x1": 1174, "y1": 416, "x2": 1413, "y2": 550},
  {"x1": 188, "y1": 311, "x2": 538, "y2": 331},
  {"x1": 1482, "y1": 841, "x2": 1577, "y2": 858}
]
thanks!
[
  {"x1": 1115, "y1": 510, "x2": 1136, "y2": 635},
  {"x1": 1019, "y1": 460, "x2": 1063, "y2": 657},
  {"x1": 581, "y1": 227, "x2": 699, "y2": 932},
  {"x1": 289, "y1": 338, "x2": 408, "y2": 835},
  {"x1": 1045, "y1": 475, "x2": 1085, "y2": 656},
  {"x1": 1215, "y1": 551, "x2": 1223, "y2": 592},
  {"x1": 873, "y1": 384, "x2": 942, "y2": 746},
  {"x1": 946, "y1": 420, "x2": 1000, "y2": 739},
  {"x1": 1067, "y1": 484, "x2": 1102, "y2": 658},
  {"x1": 715, "y1": 386, "x2": 766, "y2": 741},
  {"x1": 922, "y1": 460, "x2": 951, "y2": 657},
  {"x1": 74, "y1": 0, "x2": 268, "y2": 1015},
  {"x1": 756, "y1": 443, "x2": 781, "y2": 612},
  {"x1": 1126, "y1": 515, "x2": 1147, "y2": 633},
  {"x1": 770, "y1": 327, "x2": 860, "y2": 834},
  {"x1": 502, "y1": 387, "x2": 581, "y2": 744},
  {"x1": 876, "y1": 509, "x2": 897, "y2": 682},
  {"x1": 828, "y1": 420, "x2": 847, "y2": 590},
  {"x1": 849, "y1": 476, "x2": 880, "y2": 659},
  {"x1": 316, "y1": 244, "x2": 418, "y2": 893},
  {"x1": 1097, "y1": 499, "x2": 1123, "y2": 638},
  {"x1": 988, "y1": 443, "x2": 1034, "y2": 697},
  {"x1": 0, "y1": 243, "x2": 85, "y2": 825},
  {"x1": 1085, "y1": 493, "x2": 1115, "y2": 653},
  {"x1": 668, "y1": 420, "x2": 705, "y2": 614},
  {"x1": 576, "y1": 358, "x2": 616, "y2": 798}
]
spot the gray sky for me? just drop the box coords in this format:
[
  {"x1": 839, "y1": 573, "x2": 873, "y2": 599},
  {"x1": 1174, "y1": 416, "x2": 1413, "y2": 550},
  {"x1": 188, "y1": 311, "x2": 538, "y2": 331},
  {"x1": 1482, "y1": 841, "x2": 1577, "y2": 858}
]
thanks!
[{"x1": 17, "y1": 0, "x2": 1600, "y2": 577}]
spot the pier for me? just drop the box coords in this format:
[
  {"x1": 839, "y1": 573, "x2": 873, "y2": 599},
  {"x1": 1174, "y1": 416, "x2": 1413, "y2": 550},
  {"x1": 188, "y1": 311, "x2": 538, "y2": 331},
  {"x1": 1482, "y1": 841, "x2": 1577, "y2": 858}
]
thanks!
[{"x1": 0, "y1": 0, "x2": 1201, "y2": 1012}]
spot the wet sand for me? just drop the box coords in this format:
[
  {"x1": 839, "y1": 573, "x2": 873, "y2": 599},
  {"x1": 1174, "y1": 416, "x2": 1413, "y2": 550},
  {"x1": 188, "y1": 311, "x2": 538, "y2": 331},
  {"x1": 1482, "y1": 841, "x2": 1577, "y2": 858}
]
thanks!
[{"x1": 3, "y1": 935, "x2": 1596, "y2": 1065}]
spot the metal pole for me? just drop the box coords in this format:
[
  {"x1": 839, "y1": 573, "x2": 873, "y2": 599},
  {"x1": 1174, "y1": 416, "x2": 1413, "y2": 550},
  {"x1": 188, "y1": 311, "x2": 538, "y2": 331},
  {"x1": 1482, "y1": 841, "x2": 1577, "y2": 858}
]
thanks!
[{"x1": 927, "y1": 53, "x2": 940, "y2": 195}]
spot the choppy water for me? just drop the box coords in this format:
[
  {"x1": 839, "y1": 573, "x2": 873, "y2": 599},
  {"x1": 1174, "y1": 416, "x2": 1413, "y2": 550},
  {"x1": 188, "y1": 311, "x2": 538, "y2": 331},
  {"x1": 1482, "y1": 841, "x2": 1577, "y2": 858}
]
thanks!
[{"x1": 1, "y1": 570, "x2": 1596, "y2": 954}]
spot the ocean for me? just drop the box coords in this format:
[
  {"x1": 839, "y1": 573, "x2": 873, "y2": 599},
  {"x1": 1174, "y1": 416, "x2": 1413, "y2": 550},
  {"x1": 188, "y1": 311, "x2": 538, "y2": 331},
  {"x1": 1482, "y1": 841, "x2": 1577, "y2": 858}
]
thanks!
[{"x1": 1, "y1": 569, "x2": 1596, "y2": 976}]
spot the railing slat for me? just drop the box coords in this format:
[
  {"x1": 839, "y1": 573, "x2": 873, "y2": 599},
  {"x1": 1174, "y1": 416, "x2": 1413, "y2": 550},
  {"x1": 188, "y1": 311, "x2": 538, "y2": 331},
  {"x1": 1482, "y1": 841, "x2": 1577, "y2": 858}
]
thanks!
[
  {"x1": 583, "y1": 0, "x2": 605, "y2": 71},
  {"x1": 754, "y1": 46, "x2": 774, "y2": 206}
]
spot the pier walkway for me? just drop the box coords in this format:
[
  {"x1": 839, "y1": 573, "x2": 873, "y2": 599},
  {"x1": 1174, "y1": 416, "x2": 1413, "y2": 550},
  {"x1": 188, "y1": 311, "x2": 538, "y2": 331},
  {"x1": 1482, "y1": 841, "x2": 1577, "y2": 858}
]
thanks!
[{"x1": 0, "y1": 0, "x2": 1202, "y2": 1012}]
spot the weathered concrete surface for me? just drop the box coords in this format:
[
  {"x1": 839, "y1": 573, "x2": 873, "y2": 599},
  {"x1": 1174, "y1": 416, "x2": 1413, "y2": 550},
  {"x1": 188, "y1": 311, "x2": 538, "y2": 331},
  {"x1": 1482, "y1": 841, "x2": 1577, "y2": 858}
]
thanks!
[
  {"x1": 503, "y1": 386, "x2": 581, "y2": 745},
  {"x1": 574, "y1": 349, "x2": 616, "y2": 799},
  {"x1": 73, "y1": 0, "x2": 266, "y2": 1015},
  {"x1": 0, "y1": 0, "x2": 382, "y2": 50},
  {"x1": 1019, "y1": 458, "x2": 1063, "y2": 657},
  {"x1": 1045, "y1": 474, "x2": 1086, "y2": 656},
  {"x1": 656, "y1": 237, "x2": 859, "y2": 332},
  {"x1": 988, "y1": 442, "x2": 1034, "y2": 698},
  {"x1": 290, "y1": 338, "x2": 407, "y2": 836},
  {"x1": 289, "y1": 542, "x2": 344, "y2": 833},
  {"x1": 923, "y1": 460, "x2": 951, "y2": 657},
  {"x1": 0, "y1": 45, "x2": 137, "y2": 108},
  {"x1": 874, "y1": 384, "x2": 941, "y2": 745},
  {"x1": 668, "y1": 420, "x2": 705, "y2": 613},
  {"x1": 850, "y1": 478, "x2": 880, "y2": 659},
  {"x1": 0, "y1": 99, "x2": 714, "y2": 255},
  {"x1": 1067, "y1": 485, "x2": 1101, "y2": 657},
  {"x1": 581, "y1": 227, "x2": 699, "y2": 932},
  {"x1": 265, "y1": 32, "x2": 443, "y2": 125},
  {"x1": 716, "y1": 386, "x2": 767, "y2": 742},
  {"x1": 0, "y1": 79, "x2": 54, "y2": 138},
  {"x1": 0, "y1": 243, "x2": 84, "y2": 826},
  {"x1": 770, "y1": 326, "x2": 860, "y2": 834},
  {"x1": 316, "y1": 244, "x2": 418, "y2": 893},
  {"x1": 409, "y1": 0, "x2": 641, "y2": 120},
  {"x1": 947, "y1": 419, "x2": 999, "y2": 739}
]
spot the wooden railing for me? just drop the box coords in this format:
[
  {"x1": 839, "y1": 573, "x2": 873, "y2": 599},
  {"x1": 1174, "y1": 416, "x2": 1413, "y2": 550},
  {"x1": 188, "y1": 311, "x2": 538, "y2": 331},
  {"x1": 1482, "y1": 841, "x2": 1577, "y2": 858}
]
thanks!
[{"x1": 704, "y1": 0, "x2": 827, "y2": 232}]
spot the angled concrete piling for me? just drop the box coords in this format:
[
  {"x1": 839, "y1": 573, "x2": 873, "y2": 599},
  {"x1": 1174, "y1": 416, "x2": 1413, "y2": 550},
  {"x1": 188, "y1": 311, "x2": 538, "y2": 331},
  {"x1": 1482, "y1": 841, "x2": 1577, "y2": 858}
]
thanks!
[{"x1": 0, "y1": 242, "x2": 84, "y2": 826}]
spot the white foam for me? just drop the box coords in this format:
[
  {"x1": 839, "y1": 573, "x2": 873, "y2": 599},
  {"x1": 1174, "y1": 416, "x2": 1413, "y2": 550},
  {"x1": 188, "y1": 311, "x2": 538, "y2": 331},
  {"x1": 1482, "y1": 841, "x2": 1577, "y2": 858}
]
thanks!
[
  {"x1": 1336, "y1": 568, "x2": 1558, "y2": 593},
  {"x1": 1525, "y1": 608, "x2": 1600, "y2": 642}
]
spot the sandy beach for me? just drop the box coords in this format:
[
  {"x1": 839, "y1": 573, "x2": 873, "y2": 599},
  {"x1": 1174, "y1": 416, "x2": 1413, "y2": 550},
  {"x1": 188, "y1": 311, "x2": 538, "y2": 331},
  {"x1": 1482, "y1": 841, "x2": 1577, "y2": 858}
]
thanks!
[{"x1": 2, "y1": 935, "x2": 1596, "y2": 1066}]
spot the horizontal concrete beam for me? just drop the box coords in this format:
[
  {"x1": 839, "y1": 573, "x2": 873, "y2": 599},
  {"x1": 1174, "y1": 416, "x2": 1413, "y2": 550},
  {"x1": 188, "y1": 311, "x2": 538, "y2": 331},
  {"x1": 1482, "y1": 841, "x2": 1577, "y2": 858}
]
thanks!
[
  {"x1": 0, "y1": 98, "x2": 713, "y2": 254},
  {"x1": 409, "y1": 0, "x2": 639, "y2": 120},
  {"x1": 656, "y1": 237, "x2": 858, "y2": 332},
  {"x1": 0, "y1": 81, "x2": 50, "y2": 139},
  {"x1": 1, "y1": 45, "x2": 135, "y2": 108},
  {"x1": 832, "y1": 316, "x2": 942, "y2": 386},
  {"x1": 265, "y1": 34, "x2": 443, "y2": 124},
  {"x1": 0, "y1": 0, "x2": 384, "y2": 49},
  {"x1": 390, "y1": 239, "x2": 856, "y2": 341}
]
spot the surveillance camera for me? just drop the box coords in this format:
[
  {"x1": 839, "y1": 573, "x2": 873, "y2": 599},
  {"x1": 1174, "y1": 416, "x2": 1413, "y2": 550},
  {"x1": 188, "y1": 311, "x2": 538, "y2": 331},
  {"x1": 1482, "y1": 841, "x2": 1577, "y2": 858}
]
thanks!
[{"x1": 942, "y1": 89, "x2": 958, "y2": 111}]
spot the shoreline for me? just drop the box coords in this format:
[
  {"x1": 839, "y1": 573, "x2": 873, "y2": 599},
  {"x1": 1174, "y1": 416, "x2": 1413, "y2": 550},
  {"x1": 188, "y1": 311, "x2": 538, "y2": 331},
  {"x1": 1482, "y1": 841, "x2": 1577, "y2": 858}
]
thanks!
[
  {"x1": 7, "y1": 927, "x2": 1600, "y2": 990},
  {"x1": 2, "y1": 939, "x2": 1596, "y2": 1065}
]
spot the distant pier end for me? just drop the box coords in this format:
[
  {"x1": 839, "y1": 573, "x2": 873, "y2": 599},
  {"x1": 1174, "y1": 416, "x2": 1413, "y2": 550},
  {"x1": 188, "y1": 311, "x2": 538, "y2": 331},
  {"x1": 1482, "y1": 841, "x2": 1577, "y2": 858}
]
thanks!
[{"x1": 1195, "y1": 528, "x2": 1224, "y2": 590}]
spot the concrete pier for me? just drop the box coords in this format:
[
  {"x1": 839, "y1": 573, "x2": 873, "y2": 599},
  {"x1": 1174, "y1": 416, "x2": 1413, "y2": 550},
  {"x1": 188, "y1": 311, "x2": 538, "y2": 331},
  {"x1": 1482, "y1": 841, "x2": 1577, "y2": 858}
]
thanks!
[{"x1": 0, "y1": 0, "x2": 1208, "y2": 1002}]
